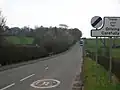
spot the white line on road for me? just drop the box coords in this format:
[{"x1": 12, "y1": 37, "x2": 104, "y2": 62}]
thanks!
[
  {"x1": 40, "y1": 82, "x2": 49, "y2": 86},
  {"x1": 44, "y1": 82, "x2": 49, "y2": 86},
  {"x1": 20, "y1": 74, "x2": 35, "y2": 82},
  {"x1": 0, "y1": 83, "x2": 15, "y2": 90}
]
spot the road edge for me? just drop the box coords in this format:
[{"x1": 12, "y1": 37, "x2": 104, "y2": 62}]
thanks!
[
  {"x1": 0, "y1": 42, "x2": 78, "y2": 72},
  {"x1": 80, "y1": 55, "x2": 84, "y2": 90},
  {"x1": 72, "y1": 46, "x2": 84, "y2": 90}
]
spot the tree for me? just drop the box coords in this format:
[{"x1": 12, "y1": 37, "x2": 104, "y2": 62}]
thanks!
[
  {"x1": 10, "y1": 27, "x2": 21, "y2": 35},
  {"x1": 0, "y1": 11, "x2": 6, "y2": 47},
  {"x1": 72, "y1": 28, "x2": 82, "y2": 40},
  {"x1": 4, "y1": 26, "x2": 9, "y2": 31},
  {"x1": 0, "y1": 11, "x2": 6, "y2": 33}
]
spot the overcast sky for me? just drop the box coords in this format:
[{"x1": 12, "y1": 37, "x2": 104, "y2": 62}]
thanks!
[{"x1": 0, "y1": 0, "x2": 120, "y2": 37}]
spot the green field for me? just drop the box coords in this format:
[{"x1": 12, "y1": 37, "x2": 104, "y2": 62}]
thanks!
[
  {"x1": 5, "y1": 36, "x2": 34, "y2": 44},
  {"x1": 86, "y1": 38, "x2": 120, "y2": 58},
  {"x1": 84, "y1": 57, "x2": 120, "y2": 90}
]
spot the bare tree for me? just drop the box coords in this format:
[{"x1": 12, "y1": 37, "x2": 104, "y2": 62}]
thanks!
[
  {"x1": 0, "y1": 11, "x2": 6, "y2": 32},
  {"x1": 0, "y1": 11, "x2": 6, "y2": 47}
]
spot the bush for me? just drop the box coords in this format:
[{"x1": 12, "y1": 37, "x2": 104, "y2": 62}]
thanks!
[
  {"x1": 0, "y1": 41, "x2": 74, "y2": 66},
  {"x1": 104, "y1": 47, "x2": 110, "y2": 57},
  {"x1": 0, "y1": 26, "x2": 81, "y2": 66},
  {"x1": 86, "y1": 50, "x2": 120, "y2": 81},
  {"x1": 0, "y1": 46, "x2": 48, "y2": 65},
  {"x1": 98, "y1": 48, "x2": 102, "y2": 56}
]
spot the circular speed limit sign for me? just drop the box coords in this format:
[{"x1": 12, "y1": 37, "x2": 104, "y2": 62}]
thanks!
[{"x1": 91, "y1": 16, "x2": 103, "y2": 29}]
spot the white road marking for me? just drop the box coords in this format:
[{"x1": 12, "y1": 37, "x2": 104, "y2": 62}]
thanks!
[
  {"x1": 42, "y1": 82, "x2": 49, "y2": 86},
  {"x1": 0, "y1": 83, "x2": 15, "y2": 90},
  {"x1": 45, "y1": 82, "x2": 49, "y2": 86},
  {"x1": 80, "y1": 67, "x2": 82, "y2": 73},
  {"x1": 30, "y1": 79, "x2": 60, "y2": 89},
  {"x1": 45, "y1": 67, "x2": 48, "y2": 70},
  {"x1": 40, "y1": 82, "x2": 46, "y2": 86},
  {"x1": 20, "y1": 74, "x2": 35, "y2": 82}
]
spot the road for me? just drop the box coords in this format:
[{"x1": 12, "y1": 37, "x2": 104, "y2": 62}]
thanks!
[{"x1": 0, "y1": 42, "x2": 83, "y2": 90}]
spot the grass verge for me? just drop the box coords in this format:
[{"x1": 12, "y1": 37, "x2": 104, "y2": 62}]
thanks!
[
  {"x1": 86, "y1": 38, "x2": 120, "y2": 58},
  {"x1": 5, "y1": 36, "x2": 34, "y2": 44},
  {"x1": 84, "y1": 57, "x2": 120, "y2": 90}
]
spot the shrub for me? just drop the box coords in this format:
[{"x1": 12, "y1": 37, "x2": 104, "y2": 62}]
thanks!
[
  {"x1": 0, "y1": 46, "x2": 48, "y2": 65},
  {"x1": 0, "y1": 25, "x2": 82, "y2": 66}
]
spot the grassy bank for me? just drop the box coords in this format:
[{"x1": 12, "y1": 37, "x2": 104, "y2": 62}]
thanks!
[
  {"x1": 5, "y1": 36, "x2": 34, "y2": 44},
  {"x1": 84, "y1": 57, "x2": 120, "y2": 90},
  {"x1": 86, "y1": 38, "x2": 120, "y2": 58}
]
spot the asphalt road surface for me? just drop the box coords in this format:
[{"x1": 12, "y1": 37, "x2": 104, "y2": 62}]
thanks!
[{"x1": 0, "y1": 42, "x2": 83, "y2": 90}]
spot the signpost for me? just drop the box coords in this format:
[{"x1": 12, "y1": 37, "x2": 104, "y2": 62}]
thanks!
[
  {"x1": 109, "y1": 37, "x2": 112, "y2": 82},
  {"x1": 91, "y1": 17, "x2": 120, "y2": 82},
  {"x1": 91, "y1": 16, "x2": 102, "y2": 29},
  {"x1": 91, "y1": 17, "x2": 120, "y2": 37},
  {"x1": 91, "y1": 16, "x2": 103, "y2": 64}
]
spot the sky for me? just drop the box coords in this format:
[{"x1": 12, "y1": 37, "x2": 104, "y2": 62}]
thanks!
[{"x1": 0, "y1": 0, "x2": 120, "y2": 37}]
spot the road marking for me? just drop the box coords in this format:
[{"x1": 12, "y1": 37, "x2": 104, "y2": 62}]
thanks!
[
  {"x1": 0, "y1": 83, "x2": 15, "y2": 90},
  {"x1": 40, "y1": 82, "x2": 49, "y2": 86},
  {"x1": 30, "y1": 79, "x2": 60, "y2": 89},
  {"x1": 45, "y1": 67, "x2": 48, "y2": 70},
  {"x1": 40, "y1": 81, "x2": 49, "y2": 86},
  {"x1": 44, "y1": 82, "x2": 49, "y2": 86},
  {"x1": 41, "y1": 82, "x2": 46, "y2": 86},
  {"x1": 20, "y1": 74, "x2": 35, "y2": 82}
]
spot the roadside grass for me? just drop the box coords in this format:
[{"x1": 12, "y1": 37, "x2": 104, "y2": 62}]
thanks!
[
  {"x1": 86, "y1": 38, "x2": 120, "y2": 58},
  {"x1": 5, "y1": 36, "x2": 34, "y2": 44},
  {"x1": 84, "y1": 57, "x2": 120, "y2": 90},
  {"x1": 112, "y1": 49, "x2": 120, "y2": 58},
  {"x1": 86, "y1": 38, "x2": 103, "y2": 52}
]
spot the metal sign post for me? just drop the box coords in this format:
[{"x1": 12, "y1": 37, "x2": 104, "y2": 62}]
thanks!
[
  {"x1": 109, "y1": 37, "x2": 112, "y2": 82},
  {"x1": 96, "y1": 36, "x2": 98, "y2": 64},
  {"x1": 91, "y1": 16, "x2": 102, "y2": 64},
  {"x1": 91, "y1": 17, "x2": 120, "y2": 82}
]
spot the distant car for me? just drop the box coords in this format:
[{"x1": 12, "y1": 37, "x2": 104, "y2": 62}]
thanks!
[{"x1": 79, "y1": 39, "x2": 84, "y2": 46}]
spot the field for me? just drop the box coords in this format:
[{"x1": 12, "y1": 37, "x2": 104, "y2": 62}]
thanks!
[
  {"x1": 5, "y1": 36, "x2": 34, "y2": 44},
  {"x1": 86, "y1": 38, "x2": 120, "y2": 58},
  {"x1": 84, "y1": 57, "x2": 120, "y2": 90}
]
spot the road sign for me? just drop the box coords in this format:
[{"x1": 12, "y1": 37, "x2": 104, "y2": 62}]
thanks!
[
  {"x1": 90, "y1": 16, "x2": 120, "y2": 82},
  {"x1": 91, "y1": 17, "x2": 120, "y2": 37},
  {"x1": 91, "y1": 16, "x2": 102, "y2": 64},
  {"x1": 91, "y1": 16, "x2": 102, "y2": 29}
]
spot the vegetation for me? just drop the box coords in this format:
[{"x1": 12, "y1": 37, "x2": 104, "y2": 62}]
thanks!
[
  {"x1": 0, "y1": 11, "x2": 8, "y2": 47},
  {"x1": 86, "y1": 38, "x2": 120, "y2": 82},
  {"x1": 0, "y1": 11, "x2": 82, "y2": 66},
  {"x1": 84, "y1": 57, "x2": 120, "y2": 90},
  {"x1": 112, "y1": 49, "x2": 120, "y2": 58},
  {"x1": 5, "y1": 36, "x2": 34, "y2": 44},
  {"x1": 86, "y1": 38, "x2": 120, "y2": 58}
]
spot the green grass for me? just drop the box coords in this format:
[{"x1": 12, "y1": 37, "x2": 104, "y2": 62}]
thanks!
[
  {"x1": 5, "y1": 36, "x2": 34, "y2": 44},
  {"x1": 112, "y1": 49, "x2": 120, "y2": 58},
  {"x1": 84, "y1": 57, "x2": 120, "y2": 90},
  {"x1": 86, "y1": 38, "x2": 103, "y2": 52},
  {"x1": 86, "y1": 38, "x2": 120, "y2": 58}
]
